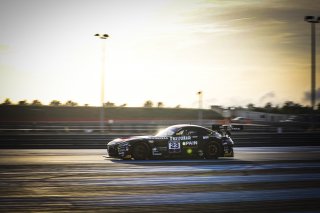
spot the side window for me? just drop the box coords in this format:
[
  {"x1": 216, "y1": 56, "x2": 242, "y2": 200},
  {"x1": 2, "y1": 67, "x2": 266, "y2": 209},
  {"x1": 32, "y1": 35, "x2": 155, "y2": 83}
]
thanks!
[
  {"x1": 187, "y1": 130, "x2": 198, "y2": 136},
  {"x1": 175, "y1": 128, "x2": 196, "y2": 136},
  {"x1": 184, "y1": 128, "x2": 202, "y2": 136},
  {"x1": 175, "y1": 127, "x2": 212, "y2": 136},
  {"x1": 175, "y1": 129, "x2": 185, "y2": 136},
  {"x1": 196, "y1": 128, "x2": 212, "y2": 136}
]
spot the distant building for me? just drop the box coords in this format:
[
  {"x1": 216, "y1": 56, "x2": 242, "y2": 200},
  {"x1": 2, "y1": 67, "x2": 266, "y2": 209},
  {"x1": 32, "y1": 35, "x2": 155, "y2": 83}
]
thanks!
[{"x1": 211, "y1": 105, "x2": 289, "y2": 123}]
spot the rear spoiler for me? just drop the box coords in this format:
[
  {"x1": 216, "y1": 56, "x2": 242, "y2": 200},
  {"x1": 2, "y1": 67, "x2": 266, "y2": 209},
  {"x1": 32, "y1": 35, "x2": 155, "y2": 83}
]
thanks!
[
  {"x1": 212, "y1": 124, "x2": 243, "y2": 131},
  {"x1": 212, "y1": 124, "x2": 243, "y2": 136}
]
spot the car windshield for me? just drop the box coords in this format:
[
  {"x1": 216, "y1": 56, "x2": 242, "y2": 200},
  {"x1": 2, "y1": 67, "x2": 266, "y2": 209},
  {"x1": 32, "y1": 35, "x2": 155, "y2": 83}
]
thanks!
[{"x1": 155, "y1": 126, "x2": 180, "y2": 137}]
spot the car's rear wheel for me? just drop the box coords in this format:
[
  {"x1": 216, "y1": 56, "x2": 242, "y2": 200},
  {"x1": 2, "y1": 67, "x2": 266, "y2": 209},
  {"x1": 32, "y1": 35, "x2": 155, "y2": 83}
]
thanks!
[
  {"x1": 133, "y1": 143, "x2": 149, "y2": 160},
  {"x1": 204, "y1": 141, "x2": 221, "y2": 159}
]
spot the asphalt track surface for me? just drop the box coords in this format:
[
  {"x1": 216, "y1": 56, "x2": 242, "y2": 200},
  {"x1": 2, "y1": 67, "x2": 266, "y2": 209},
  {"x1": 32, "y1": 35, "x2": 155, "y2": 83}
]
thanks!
[{"x1": 0, "y1": 147, "x2": 320, "y2": 212}]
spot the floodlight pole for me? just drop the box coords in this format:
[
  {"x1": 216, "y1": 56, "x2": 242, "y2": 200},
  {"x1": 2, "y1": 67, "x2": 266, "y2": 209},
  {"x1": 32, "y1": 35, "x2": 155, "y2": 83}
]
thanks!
[
  {"x1": 198, "y1": 91, "x2": 203, "y2": 109},
  {"x1": 197, "y1": 91, "x2": 203, "y2": 125},
  {"x1": 304, "y1": 16, "x2": 319, "y2": 110},
  {"x1": 95, "y1": 33, "x2": 109, "y2": 132},
  {"x1": 310, "y1": 22, "x2": 316, "y2": 110}
]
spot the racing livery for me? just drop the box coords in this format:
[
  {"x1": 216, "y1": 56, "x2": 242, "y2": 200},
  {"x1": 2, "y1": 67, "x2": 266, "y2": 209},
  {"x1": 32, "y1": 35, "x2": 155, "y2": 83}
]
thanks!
[{"x1": 107, "y1": 124, "x2": 234, "y2": 160}]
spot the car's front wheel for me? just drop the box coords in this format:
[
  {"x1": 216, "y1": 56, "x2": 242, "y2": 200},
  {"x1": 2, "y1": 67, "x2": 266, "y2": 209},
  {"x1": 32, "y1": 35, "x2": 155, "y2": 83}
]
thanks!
[
  {"x1": 132, "y1": 143, "x2": 149, "y2": 160},
  {"x1": 204, "y1": 141, "x2": 221, "y2": 159}
]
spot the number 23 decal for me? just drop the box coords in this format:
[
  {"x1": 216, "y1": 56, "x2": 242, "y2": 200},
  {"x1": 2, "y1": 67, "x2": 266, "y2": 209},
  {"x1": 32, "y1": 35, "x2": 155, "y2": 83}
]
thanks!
[{"x1": 168, "y1": 141, "x2": 180, "y2": 149}]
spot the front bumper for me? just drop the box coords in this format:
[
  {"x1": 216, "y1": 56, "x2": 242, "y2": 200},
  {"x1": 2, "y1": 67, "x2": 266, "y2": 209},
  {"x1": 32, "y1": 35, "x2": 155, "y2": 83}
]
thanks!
[
  {"x1": 107, "y1": 142, "x2": 132, "y2": 159},
  {"x1": 117, "y1": 142, "x2": 132, "y2": 159},
  {"x1": 107, "y1": 144, "x2": 119, "y2": 157}
]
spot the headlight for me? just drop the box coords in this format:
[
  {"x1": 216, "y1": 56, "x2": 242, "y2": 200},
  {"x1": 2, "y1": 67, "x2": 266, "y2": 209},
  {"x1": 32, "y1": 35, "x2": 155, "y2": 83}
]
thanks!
[
  {"x1": 119, "y1": 142, "x2": 130, "y2": 147},
  {"x1": 118, "y1": 142, "x2": 130, "y2": 152}
]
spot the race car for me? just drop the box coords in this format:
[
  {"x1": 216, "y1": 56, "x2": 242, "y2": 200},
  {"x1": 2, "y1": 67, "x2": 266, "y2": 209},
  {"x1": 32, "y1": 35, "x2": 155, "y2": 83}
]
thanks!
[{"x1": 106, "y1": 124, "x2": 234, "y2": 160}]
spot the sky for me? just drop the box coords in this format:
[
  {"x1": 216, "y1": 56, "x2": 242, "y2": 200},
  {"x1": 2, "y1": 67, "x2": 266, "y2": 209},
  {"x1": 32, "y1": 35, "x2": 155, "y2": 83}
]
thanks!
[{"x1": 1, "y1": 0, "x2": 320, "y2": 109}]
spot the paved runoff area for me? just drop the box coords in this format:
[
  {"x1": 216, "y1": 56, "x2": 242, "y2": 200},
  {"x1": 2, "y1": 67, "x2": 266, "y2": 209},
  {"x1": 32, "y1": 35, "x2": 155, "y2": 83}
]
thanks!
[{"x1": 0, "y1": 147, "x2": 320, "y2": 212}]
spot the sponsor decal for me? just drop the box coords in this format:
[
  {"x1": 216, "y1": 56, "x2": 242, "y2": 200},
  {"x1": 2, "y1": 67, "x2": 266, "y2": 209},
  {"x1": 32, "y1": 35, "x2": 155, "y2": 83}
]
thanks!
[
  {"x1": 157, "y1": 147, "x2": 167, "y2": 152},
  {"x1": 152, "y1": 148, "x2": 162, "y2": 156},
  {"x1": 170, "y1": 136, "x2": 191, "y2": 141},
  {"x1": 152, "y1": 137, "x2": 168, "y2": 140},
  {"x1": 182, "y1": 141, "x2": 198, "y2": 146},
  {"x1": 186, "y1": 148, "x2": 193, "y2": 154}
]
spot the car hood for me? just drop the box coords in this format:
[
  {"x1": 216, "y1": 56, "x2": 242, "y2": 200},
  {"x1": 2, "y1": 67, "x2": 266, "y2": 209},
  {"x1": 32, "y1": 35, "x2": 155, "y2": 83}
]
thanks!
[{"x1": 108, "y1": 135, "x2": 152, "y2": 145}]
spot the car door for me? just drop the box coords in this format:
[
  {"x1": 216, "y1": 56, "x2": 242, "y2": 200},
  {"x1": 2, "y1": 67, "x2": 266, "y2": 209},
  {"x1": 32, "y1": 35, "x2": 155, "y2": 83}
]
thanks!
[
  {"x1": 171, "y1": 127, "x2": 200, "y2": 154},
  {"x1": 184, "y1": 127, "x2": 212, "y2": 150},
  {"x1": 152, "y1": 136, "x2": 170, "y2": 156}
]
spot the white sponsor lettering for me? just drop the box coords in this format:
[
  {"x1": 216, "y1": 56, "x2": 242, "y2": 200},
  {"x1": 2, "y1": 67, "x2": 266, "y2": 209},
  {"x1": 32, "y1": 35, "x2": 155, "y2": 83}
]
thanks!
[
  {"x1": 182, "y1": 141, "x2": 198, "y2": 146},
  {"x1": 152, "y1": 137, "x2": 168, "y2": 140},
  {"x1": 170, "y1": 136, "x2": 191, "y2": 141}
]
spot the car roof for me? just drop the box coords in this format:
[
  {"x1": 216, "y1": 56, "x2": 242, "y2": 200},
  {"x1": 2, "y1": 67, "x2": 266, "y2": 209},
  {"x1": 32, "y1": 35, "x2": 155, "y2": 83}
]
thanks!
[{"x1": 169, "y1": 124, "x2": 212, "y2": 130}]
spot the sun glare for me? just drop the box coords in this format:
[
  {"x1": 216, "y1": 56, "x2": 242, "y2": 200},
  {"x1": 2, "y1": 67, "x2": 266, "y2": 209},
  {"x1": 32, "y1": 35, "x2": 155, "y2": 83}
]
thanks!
[{"x1": 0, "y1": 0, "x2": 318, "y2": 107}]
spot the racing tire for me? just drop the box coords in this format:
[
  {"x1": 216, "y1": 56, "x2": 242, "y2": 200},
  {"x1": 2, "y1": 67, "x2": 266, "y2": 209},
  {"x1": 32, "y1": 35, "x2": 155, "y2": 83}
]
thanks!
[
  {"x1": 133, "y1": 143, "x2": 149, "y2": 160},
  {"x1": 204, "y1": 141, "x2": 221, "y2": 159}
]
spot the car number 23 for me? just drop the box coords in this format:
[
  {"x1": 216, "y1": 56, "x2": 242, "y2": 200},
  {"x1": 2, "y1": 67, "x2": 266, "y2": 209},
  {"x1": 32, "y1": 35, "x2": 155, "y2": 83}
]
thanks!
[{"x1": 168, "y1": 141, "x2": 181, "y2": 149}]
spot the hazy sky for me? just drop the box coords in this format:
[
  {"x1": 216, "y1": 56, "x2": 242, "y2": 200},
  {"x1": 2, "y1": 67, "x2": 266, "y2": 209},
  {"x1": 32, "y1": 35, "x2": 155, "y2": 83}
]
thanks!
[{"x1": 1, "y1": 0, "x2": 320, "y2": 108}]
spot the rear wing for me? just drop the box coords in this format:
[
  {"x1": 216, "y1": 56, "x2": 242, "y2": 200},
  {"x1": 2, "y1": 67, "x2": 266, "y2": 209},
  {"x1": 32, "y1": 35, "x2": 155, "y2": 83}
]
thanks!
[
  {"x1": 212, "y1": 124, "x2": 243, "y2": 131},
  {"x1": 212, "y1": 124, "x2": 243, "y2": 136}
]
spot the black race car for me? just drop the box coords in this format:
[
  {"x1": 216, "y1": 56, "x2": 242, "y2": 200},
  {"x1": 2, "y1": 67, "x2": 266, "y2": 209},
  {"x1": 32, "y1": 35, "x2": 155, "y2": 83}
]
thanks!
[{"x1": 107, "y1": 124, "x2": 234, "y2": 160}]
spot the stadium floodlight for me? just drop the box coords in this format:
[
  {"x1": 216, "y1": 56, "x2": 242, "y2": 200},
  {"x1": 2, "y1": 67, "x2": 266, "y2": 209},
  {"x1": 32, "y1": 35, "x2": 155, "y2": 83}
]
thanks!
[
  {"x1": 95, "y1": 34, "x2": 109, "y2": 39},
  {"x1": 304, "y1": 16, "x2": 320, "y2": 23},
  {"x1": 304, "y1": 16, "x2": 319, "y2": 110},
  {"x1": 95, "y1": 33, "x2": 109, "y2": 132}
]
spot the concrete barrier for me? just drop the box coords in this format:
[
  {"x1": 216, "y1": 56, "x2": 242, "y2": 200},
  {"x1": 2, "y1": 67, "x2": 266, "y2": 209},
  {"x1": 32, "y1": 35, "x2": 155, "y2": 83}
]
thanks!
[{"x1": 0, "y1": 132, "x2": 319, "y2": 148}]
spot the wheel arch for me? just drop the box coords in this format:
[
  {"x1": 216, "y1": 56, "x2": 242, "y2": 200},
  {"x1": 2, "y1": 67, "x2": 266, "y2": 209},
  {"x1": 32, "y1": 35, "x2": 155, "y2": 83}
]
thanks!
[
  {"x1": 132, "y1": 140, "x2": 151, "y2": 150},
  {"x1": 131, "y1": 140, "x2": 152, "y2": 159}
]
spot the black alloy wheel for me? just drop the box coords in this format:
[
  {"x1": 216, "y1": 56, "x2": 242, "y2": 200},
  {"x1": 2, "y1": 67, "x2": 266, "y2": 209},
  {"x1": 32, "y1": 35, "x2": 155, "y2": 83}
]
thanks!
[{"x1": 204, "y1": 141, "x2": 221, "y2": 159}]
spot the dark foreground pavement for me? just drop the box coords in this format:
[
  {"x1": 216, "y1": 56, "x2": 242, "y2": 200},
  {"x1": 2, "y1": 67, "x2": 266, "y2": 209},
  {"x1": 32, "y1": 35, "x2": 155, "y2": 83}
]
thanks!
[{"x1": 0, "y1": 147, "x2": 320, "y2": 212}]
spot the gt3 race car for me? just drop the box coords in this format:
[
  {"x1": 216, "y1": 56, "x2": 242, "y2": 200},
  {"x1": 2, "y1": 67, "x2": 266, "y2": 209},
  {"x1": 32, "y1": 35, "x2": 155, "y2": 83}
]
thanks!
[{"x1": 107, "y1": 124, "x2": 234, "y2": 160}]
